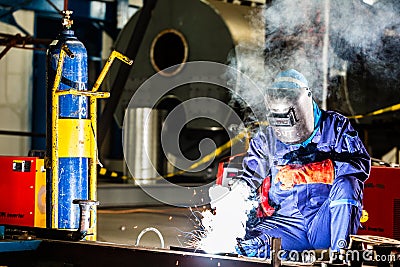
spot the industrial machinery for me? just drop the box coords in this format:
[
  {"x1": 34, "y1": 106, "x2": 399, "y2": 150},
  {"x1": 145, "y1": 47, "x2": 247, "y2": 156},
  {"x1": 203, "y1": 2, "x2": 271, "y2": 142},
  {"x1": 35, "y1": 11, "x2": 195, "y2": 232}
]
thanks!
[
  {"x1": 102, "y1": 0, "x2": 264, "y2": 181},
  {"x1": 0, "y1": 156, "x2": 46, "y2": 228},
  {"x1": 358, "y1": 166, "x2": 400, "y2": 240}
]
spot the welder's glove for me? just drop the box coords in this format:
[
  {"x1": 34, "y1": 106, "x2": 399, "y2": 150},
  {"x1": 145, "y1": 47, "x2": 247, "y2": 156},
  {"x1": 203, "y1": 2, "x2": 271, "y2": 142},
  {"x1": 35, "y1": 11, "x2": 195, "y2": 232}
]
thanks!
[
  {"x1": 235, "y1": 235, "x2": 269, "y2": 258},
  {"x1": 274, "y1": 159, "x2": 334, "y2": 190},
  {"x1": 257, "y1": 176, "x2": 275, "y2": 217}
]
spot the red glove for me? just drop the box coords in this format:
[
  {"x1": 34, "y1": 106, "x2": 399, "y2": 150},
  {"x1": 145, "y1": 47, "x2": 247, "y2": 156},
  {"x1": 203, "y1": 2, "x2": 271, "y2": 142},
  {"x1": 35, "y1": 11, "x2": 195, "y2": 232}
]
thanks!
[
  {"x1": 257, "y1": 176, "x2": 275, "y2": 217},
  {"x1": 274, "y1": 159, "x2": 334, "y2": 190}
]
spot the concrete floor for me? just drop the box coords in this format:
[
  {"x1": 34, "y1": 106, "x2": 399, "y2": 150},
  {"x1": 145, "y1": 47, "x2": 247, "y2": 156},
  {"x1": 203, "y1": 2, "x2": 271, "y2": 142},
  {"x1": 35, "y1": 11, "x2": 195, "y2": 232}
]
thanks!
[{"x1": 97, "y1": 206, "x2": 202, "y2": 250}]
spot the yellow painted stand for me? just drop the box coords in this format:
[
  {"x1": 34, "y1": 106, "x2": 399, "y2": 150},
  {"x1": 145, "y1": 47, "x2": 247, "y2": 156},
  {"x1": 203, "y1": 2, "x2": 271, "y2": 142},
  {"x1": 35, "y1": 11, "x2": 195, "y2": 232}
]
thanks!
[{"x1": 51, "y1": 45, "x2": 133, "y2": 240}]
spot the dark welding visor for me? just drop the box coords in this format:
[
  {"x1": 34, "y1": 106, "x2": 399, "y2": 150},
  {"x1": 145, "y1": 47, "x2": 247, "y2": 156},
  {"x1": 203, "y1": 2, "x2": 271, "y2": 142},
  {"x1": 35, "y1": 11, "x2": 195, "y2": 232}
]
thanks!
[{"x1": 267, "y1": 107, "x2": 298, "y2": 127}]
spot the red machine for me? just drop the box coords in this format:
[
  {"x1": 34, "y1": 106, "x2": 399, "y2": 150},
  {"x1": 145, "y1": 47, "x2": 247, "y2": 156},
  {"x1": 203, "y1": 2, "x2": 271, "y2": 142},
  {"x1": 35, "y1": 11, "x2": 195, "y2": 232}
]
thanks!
[
  {"x1": 0, "y1": 156, "x2": 46, "y2": 227},
  {"x1": 358, "y1": 166, "x2": 400, "y2": 239},
  {"x1": 216, "y1": 154, "x2": 245, "y2": 187}
]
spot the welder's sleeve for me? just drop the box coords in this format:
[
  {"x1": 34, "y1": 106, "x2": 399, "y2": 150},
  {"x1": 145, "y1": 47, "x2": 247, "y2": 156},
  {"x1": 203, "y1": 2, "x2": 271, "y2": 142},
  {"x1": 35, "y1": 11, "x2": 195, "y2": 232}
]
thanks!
[
  {"x1": 238, "y1": 133, "x2": 270, "y2": 190},
  {"x1": 332, "y1": 117, "x2": 371, "y2": 183},
  {"x1": 274, "y1": 159, "x2": 334, "y2": 190}
]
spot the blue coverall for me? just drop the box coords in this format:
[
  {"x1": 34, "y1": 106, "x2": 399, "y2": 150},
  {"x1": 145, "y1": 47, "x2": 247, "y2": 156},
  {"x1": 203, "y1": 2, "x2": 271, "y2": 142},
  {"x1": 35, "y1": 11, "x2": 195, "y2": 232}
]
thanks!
[{"x1": 237, "y1": 108, "x2": 371, "y2": 257}]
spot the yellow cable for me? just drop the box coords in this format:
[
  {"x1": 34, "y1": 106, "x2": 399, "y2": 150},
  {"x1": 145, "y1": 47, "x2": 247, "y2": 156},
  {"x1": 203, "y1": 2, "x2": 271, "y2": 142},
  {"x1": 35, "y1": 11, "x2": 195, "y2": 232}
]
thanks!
[
  {"x1": 348, "y1": 103, "x2": 400, "y2": 119},
  {"x1": 163, "y1": 130, "x2": 248, "y2": 179}
]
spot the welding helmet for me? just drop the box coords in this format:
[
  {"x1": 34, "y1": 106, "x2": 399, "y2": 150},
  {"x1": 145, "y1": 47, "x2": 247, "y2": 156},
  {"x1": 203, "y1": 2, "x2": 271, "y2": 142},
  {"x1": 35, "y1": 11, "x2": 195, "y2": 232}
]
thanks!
[{"x1": 265, "y1": 69, "x2": 314, "y2": 144}]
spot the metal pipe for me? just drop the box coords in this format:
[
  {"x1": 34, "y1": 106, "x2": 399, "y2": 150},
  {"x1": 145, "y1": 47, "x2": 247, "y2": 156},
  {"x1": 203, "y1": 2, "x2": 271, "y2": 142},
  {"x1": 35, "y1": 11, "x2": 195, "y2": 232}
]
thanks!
[
  {"x1": 135, "y1": 227, "x2": 165, "y2": 249},
  {"x1": 321, "y1": 0, "x2": 330, "y2": 110},
  {"x1": 55, "y1": 90, "x2": 109, "y2": 97},
  {"x1": 92, "y1": 50, "x2": 133, "y2": 92},
  {"x1": 72, "y1": 199, "x2": 99, "y2": 238},
  {"x1": 0, "y1": 130, "x2": 45, "y2": 137}
]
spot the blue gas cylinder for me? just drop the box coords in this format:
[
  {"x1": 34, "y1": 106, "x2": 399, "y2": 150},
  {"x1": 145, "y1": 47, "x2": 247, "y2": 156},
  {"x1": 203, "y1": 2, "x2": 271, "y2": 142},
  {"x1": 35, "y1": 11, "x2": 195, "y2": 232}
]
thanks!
[{"x1": 46, "y1": 29, "x2": 89, "y2": 229}]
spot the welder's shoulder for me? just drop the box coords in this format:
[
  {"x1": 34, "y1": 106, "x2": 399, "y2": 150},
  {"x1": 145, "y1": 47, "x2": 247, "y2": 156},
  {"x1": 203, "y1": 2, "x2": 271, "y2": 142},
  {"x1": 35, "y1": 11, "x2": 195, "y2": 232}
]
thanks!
[
  {"x1": 322, "y1": 110, "x2": 351, "y2": 125},
  {"x1": 252, "y1": 126, "x2": 276, "y2": 143}
]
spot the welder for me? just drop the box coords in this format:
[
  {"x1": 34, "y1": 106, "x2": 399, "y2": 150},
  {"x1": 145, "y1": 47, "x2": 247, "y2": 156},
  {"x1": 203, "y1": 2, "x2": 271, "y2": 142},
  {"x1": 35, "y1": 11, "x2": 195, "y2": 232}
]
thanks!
[{"x1": 217, "y1": 69, "x2": 371, "y2": 259}]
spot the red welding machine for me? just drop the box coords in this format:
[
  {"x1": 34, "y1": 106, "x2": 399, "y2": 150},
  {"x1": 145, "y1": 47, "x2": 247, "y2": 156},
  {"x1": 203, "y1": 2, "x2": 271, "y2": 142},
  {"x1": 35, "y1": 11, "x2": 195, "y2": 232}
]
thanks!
[
  {"x1": 0, "y1": 156, "x2": 46, "y2": 228},
  {"x1": 358, "y1": 166, "x2": 400, "y2": 239}
]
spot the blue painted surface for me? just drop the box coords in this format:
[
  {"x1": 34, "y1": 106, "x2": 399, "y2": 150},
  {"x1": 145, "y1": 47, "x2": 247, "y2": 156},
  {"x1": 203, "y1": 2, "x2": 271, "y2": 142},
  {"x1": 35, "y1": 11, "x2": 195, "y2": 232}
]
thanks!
[
  {"x1": 49, "y1": 30, "x2": 88, "y2": 119},
  {"x1": 0, "y1": 240, "x2": 41, "y2": 252},
  {"x1": 0, "y1": 226, "x2": 4, "y2": 239},
  {"x1": 58, "y1": 158, "x2": 88, "y2": 229},
  {"x1": 47, "y1": 30, "x2": 89, "y2": 229}
]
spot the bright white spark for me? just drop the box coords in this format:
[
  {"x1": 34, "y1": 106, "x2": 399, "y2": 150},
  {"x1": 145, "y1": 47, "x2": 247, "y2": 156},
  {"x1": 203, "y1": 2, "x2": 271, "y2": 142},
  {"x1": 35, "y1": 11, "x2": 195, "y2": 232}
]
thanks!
[{"x1": 198, "y1": 181, "x2": 257, "y2": 254}]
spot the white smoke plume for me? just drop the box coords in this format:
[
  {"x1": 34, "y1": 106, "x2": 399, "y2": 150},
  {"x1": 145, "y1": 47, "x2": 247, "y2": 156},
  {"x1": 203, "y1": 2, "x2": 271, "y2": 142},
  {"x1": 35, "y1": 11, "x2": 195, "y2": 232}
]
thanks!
[{"x1": 229, "y1": 0, "x2": 400, "y2": 117}]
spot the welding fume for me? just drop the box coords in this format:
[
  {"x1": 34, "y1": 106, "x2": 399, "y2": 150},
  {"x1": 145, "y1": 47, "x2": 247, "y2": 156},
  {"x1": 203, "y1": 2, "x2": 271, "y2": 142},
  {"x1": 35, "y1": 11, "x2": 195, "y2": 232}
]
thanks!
[{"x1": 208, "y1": 69, "x2": 371, "y2": 260}]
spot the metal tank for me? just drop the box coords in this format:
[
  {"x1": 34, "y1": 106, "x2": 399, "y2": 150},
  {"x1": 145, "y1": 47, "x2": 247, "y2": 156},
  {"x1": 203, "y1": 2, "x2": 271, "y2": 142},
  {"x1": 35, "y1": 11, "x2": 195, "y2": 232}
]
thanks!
[
  {"x1": 46, "y1": 28, "x2": 89, "y2": 229},
  {"x1": 110, "y1": 0, "x2": 261, "y2": 124},
  {"x1": 123, "y1": 107, "x2": 165, "y2": 184},
  {"x1": 107, "y1": 0, "x2": 263, "y2": 180}
]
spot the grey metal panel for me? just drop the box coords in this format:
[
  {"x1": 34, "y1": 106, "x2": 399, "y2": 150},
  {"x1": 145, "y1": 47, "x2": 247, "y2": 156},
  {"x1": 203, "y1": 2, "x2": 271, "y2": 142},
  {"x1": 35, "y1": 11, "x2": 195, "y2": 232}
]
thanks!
[
  {"x1": 109, "y1": 0, "x2": 259, "y2": 126},
  {"x1": 98, "y1": 183, "x2": 162, "y2": 207},
  {"x1": 97, "y1": 183, "x2": 211, "y2": 207}
]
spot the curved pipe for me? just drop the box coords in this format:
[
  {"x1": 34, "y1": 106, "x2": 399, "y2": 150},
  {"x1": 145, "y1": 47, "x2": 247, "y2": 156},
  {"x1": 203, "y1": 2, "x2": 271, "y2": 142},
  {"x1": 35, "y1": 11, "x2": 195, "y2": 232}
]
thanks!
[{"x1": 135, "y1": 227, "x2": 165, "y2": 248}]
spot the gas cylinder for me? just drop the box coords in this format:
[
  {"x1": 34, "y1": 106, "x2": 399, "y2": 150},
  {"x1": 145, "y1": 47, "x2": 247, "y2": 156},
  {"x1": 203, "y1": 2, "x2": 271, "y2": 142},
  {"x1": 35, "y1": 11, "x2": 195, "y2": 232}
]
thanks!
[{"x1": 46, "y1": 29, "x2": 89, "y2": 229}]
